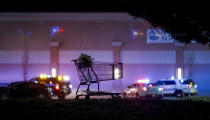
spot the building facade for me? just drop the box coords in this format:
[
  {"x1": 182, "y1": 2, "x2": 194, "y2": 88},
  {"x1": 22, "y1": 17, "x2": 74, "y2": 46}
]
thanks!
[{"x1": 0, "y1": 13, "x2": 210, "y2": 95}]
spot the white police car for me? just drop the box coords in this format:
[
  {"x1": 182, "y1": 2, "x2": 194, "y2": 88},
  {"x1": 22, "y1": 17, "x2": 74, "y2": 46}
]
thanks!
[
  {"x1": 180, "y1": 79, "x2": 197, "y2": 96},
  {"x1": 123, "y1": 79, "x2": 163, "y2": 98},
  {"x1": 153, "y1": 79, "x2": 197, "y2": 97}
]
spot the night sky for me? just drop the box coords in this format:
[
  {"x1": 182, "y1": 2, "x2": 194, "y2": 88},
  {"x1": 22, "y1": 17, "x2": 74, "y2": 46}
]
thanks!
[{"x1": 0, "y1": 1, "x2": 128, "y2": 12}]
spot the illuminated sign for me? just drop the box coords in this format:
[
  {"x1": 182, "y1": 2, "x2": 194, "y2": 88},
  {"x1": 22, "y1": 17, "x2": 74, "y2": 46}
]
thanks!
[
  {"x1": 51, "y1": 26, "x2": 64, "y2": 37},
  {"x1": 147, "y1": 29, "x2": 174, "y2": 43}
]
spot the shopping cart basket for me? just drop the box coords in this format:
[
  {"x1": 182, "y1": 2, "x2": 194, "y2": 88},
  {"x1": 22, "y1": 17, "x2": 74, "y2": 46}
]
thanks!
[{"x1": 72, "y1": 59, "x2": 123, "y2": 99}]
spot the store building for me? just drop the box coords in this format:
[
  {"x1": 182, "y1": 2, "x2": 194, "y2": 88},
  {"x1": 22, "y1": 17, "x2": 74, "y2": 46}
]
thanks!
[{"x1": 0, "y1": 13, "x2": 210, "y2": 95}]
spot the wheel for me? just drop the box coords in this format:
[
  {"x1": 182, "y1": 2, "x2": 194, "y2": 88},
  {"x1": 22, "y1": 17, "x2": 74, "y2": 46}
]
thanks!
[
  {"x1": 123, "y1": 92, "x2": 126, "y2": 99},
  {"x1": 156, "y1": 95, "x2": 163, "y2": 99},
  {"x1": 85, "y1": 95, "x2": 90, "y2": 100},
  {"x1": 112, "y1": 95, "x2": 118, "y2": 99},
  {"x1": 75, "y1": 95, "x2": 80, "y2": 100},
  {"x1": 136, "y1": 92, "x2": 140, "y2": 98},
  {"x1": 175, "y1": 90, "x2": 184, "y2": 98},
  {"x1": 37, "y1": 93, "x2": 51, "y2": 99},
  {"x1": 58, "y1": 94, "x2": 66, "y2": 99},
  {"x1": 38, "y1": 94, "x2": 45, "y2": 99},
  {"x1": 118, "y1": 95, "x2": 122, "y2": 99}
]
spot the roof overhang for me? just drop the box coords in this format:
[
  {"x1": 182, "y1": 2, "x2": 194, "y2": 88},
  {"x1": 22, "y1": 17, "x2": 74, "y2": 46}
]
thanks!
[{"x1": 0, "y1": 12, "x2": 145, "y2": 22}]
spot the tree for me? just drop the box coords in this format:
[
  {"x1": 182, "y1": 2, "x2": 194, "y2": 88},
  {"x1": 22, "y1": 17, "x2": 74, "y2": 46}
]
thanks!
[
  {"x1": 127, "y1": 2, "x2": 210, "y2": 46},
  {"x1": 19, "y1": 30, "x2": 31, "y2": 81}
]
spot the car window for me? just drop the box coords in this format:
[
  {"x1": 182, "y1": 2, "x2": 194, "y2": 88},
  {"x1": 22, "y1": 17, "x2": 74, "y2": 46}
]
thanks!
[
  {"x1": 165, "y1": 81, "x2": 176, "y2": 85},
  {"x1": 181, "y1": 79, "x2": 195, "y2": 85},
  {"x1": 155, "y1": 81, "x2": 164, "y2": 85},
  {"x1": 155, "y1": 81, "x2": 176, "y2": 85}
]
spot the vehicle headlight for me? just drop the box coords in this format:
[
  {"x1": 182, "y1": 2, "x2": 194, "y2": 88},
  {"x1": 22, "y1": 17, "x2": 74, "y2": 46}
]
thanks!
[
  {"x1": 143, "y1": 87, "x2": 148, "y2": 91},
  {"x1": 69, "y1": 84, "x2": 72, "y2": 89},
  {"x1": 131, "y1": 88, "x2": 137, "y2": 91},
  {"x1": 158, "y1": 88, "x2": 163, "y2": 91}
]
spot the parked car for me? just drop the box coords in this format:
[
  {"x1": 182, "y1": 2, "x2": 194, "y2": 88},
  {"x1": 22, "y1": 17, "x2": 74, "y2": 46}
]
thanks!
[
  {"x1": 0, "y1": 83, "x2": 9, "y2": 99},
  {"x1": 123, "y1": 82, "x2": 163, "y2": 99},
  {"x1": 9, "y1": 81, "x2": 50, "y2": 98},
  {"x1": 153, "y1": 79, "x2": 197, "y2": 98}
]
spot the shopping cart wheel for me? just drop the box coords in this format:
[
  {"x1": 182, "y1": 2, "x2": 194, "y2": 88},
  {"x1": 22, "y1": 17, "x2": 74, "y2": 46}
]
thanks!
[
  {"x1": 112, "y1": 94, "x2": 120, "y2": 99},
  {"x1": 85, "y1": 95, "x2": 90, "y2": 100},
  {"x1": 75, "y1": 95, "x2": 80, "y2": 100},
  {"x1": 123, "y1": 92, "x2": 126, "y2": 99},
  {"x1": 118, "y1": 95, "x2": 122, "y2": 99}
]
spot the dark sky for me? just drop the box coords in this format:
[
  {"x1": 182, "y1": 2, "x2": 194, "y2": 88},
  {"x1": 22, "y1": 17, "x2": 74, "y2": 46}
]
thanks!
[
  {"x1": 1, "y1": 1, "x2": 207, "y2": 13},
  {"x1": 0, "y1": 1, "x2": 128, "y2": 12}
]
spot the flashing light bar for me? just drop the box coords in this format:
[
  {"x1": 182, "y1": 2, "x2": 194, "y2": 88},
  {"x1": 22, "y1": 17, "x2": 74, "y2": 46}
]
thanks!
[
  {"x1": 137, "y1": 79, "x2": 150, "y2": 84},
  {"x1": 40, "y1": 74, "x2": 47, "y2": 79}
]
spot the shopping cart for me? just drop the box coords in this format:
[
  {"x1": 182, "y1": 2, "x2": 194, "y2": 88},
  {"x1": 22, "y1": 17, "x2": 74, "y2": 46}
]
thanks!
[{"x1": 72, "y1": 59, "x2": 123, "y2": 99}]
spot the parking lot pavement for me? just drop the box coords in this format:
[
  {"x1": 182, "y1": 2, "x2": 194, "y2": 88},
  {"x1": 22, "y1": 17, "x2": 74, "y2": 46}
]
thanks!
[
  {"x1": 64, "y1": 90, "x2": 120, "y2": 99},
  {"x1": 58, "y1": 89, "x2": 199, "y2": 100}
]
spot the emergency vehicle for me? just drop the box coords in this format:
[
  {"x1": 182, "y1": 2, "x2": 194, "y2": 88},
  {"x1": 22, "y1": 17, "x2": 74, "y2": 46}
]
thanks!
[
  {"x1": 123, "y1": 79, "x2": 163, "y2": 99},
  {"x1": 30, "y1": 74, "x2": 72, "y2": 99},
  {"x1": 153, "y1": 79, "x2": 197, "y2": 97}
]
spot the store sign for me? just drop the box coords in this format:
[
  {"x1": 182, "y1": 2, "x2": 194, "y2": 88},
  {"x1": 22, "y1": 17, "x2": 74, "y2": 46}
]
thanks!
[{"x1": 147, "y1": 29, "x2": 174, "y2": 43}]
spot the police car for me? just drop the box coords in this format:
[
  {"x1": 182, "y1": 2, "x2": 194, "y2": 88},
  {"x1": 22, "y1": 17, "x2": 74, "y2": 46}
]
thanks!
[
  {"x1": 30, "y1": 74, "x2": 72, "y2": 99},
  {"x1": 153, "y1": 79, "x2": 197, "y2": 97},
  {"x1": 180, "y1": 79, "x2": 197, "y2": 96},
  {"x1": 123, "y1": 79, "x2": 163, "y2": 98}
]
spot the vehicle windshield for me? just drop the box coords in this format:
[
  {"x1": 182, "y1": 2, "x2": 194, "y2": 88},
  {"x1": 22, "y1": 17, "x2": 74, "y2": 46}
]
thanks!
[
  {"x1": 181, "y1": 79, "x2": 195, "y2": 85},
  {"x1": 155, "y1": 80, "x2": 176, "y2": 85}
]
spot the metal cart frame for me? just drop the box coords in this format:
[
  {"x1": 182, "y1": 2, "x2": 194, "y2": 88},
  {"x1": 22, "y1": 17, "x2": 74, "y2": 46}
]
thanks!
[{"x1": 72, "y1": 59, "x2": 123, "y2": 99}]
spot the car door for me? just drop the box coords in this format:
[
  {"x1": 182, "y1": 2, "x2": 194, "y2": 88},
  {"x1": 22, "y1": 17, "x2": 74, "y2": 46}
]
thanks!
[
  {"x1": 164, "y1": 81, "x2": 177, "y2": 94},
  {"x1": 157, "y1": 81, "x2": 177, "y2": 95}
]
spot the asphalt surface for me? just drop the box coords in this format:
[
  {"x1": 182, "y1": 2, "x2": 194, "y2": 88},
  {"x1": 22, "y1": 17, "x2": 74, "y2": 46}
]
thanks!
[{"x1": 58, "y1": 90, "x2": 198, "y2": 100}]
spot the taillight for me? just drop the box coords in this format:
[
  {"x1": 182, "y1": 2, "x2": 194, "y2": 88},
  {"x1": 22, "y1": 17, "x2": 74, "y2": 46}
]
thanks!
[
  {"x1": 186, "y1": 84, "x2": 192, "y2": 88},
  {"x1": 195, "y1": 85, "x2": 197, "y2": 88},
  {"x1": 69, "y1": 84, "x2": 72, "y2": 89},
  {"x1": 55, "y1": 84, "x2": 60, "y2": 90},
  {"x1": 143, "y1": 87, "x2": 148, "y2": 91}
]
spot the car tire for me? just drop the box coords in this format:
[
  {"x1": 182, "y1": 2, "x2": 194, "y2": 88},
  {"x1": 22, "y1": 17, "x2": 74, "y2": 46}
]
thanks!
[
  {"x1": 58, "y1": 94, "x2": 66, "y2": 99},
  {"x1": 175, "y1": 90, "x2": 184, "y2": 98},
  {"x1": 136, "y1": 92, "x2": 140, "y2": 98},
  {"x1": 156, "y1": 95, "x2": 162, "y2": 99},
  {"x1": 85, "y1": 95, "x2": 90, "y2": 100},
  {"x1": 123, "y1": 92, "x2": 126, "y2": 99},
  {"x1": 112, "y1": 95, "x2": 118, "y2": 99}
]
